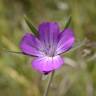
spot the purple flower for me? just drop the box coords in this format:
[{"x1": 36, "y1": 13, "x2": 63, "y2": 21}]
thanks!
[{"x1": 20, "y1": 22, "x2": 75, "y2": 74}]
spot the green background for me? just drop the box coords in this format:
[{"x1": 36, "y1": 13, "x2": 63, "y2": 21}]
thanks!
[{"x1": 0, "y1": 0, "x2": 96, "y2": 96}]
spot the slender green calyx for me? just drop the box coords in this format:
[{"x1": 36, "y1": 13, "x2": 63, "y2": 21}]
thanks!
[
  {"x1": 64, "y1": 16, "x2": 72, "y2": 29},
  {"x1": 24, "y1": 15, "x2": 38, "y2": 36}
]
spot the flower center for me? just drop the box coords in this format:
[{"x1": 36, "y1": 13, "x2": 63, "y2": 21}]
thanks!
[{"x1": 44, "y1": 45, "x2": 56, "y2": 57}]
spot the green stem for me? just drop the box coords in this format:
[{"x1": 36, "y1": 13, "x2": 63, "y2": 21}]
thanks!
[{"x1": 43, "y1": 71, "x2": 55, "y2": 96}]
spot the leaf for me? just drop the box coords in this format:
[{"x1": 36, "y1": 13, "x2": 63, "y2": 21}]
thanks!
[
  {"x1": 24, "y1": 16, "x2": 38, "y2": 36},
  {"x1": 64, "y1": 16, "x2": 72, "y2": 29}
]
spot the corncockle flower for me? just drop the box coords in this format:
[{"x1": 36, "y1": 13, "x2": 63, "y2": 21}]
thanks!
[{"x1": 20, "y1": 22, "x2": 75, "y2": 74}]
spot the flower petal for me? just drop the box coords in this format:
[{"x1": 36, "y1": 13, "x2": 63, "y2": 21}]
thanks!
[
  {"x1": 56, "y1": 28, "x2": 75, "y2": 55},
  {"x1": 32, "y1": 55, "x2": 64, "y2": 73},
  {"x1": 38, "y1": 22, "x2": 60, "y2": 48},
  {"x1": 20, "y1": 33, "x2": 44, "y2": 57}
]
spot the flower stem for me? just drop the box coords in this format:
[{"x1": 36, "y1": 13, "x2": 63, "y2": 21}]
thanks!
[{"x1": 43, "y1": 71, "x2": 55, "y2": 96}]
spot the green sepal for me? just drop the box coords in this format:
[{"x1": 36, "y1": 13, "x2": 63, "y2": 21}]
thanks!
[
  {"x1": 24, "y1": 16, "x2": 38, "y2": 36},
  {"x1": 64, "y1": 16, "x2": 72, "y2": 29}
]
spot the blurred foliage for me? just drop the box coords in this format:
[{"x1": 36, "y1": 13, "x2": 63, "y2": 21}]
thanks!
[{"x1": 0, "y1": 0, "x2": 96, "y2": 96}]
